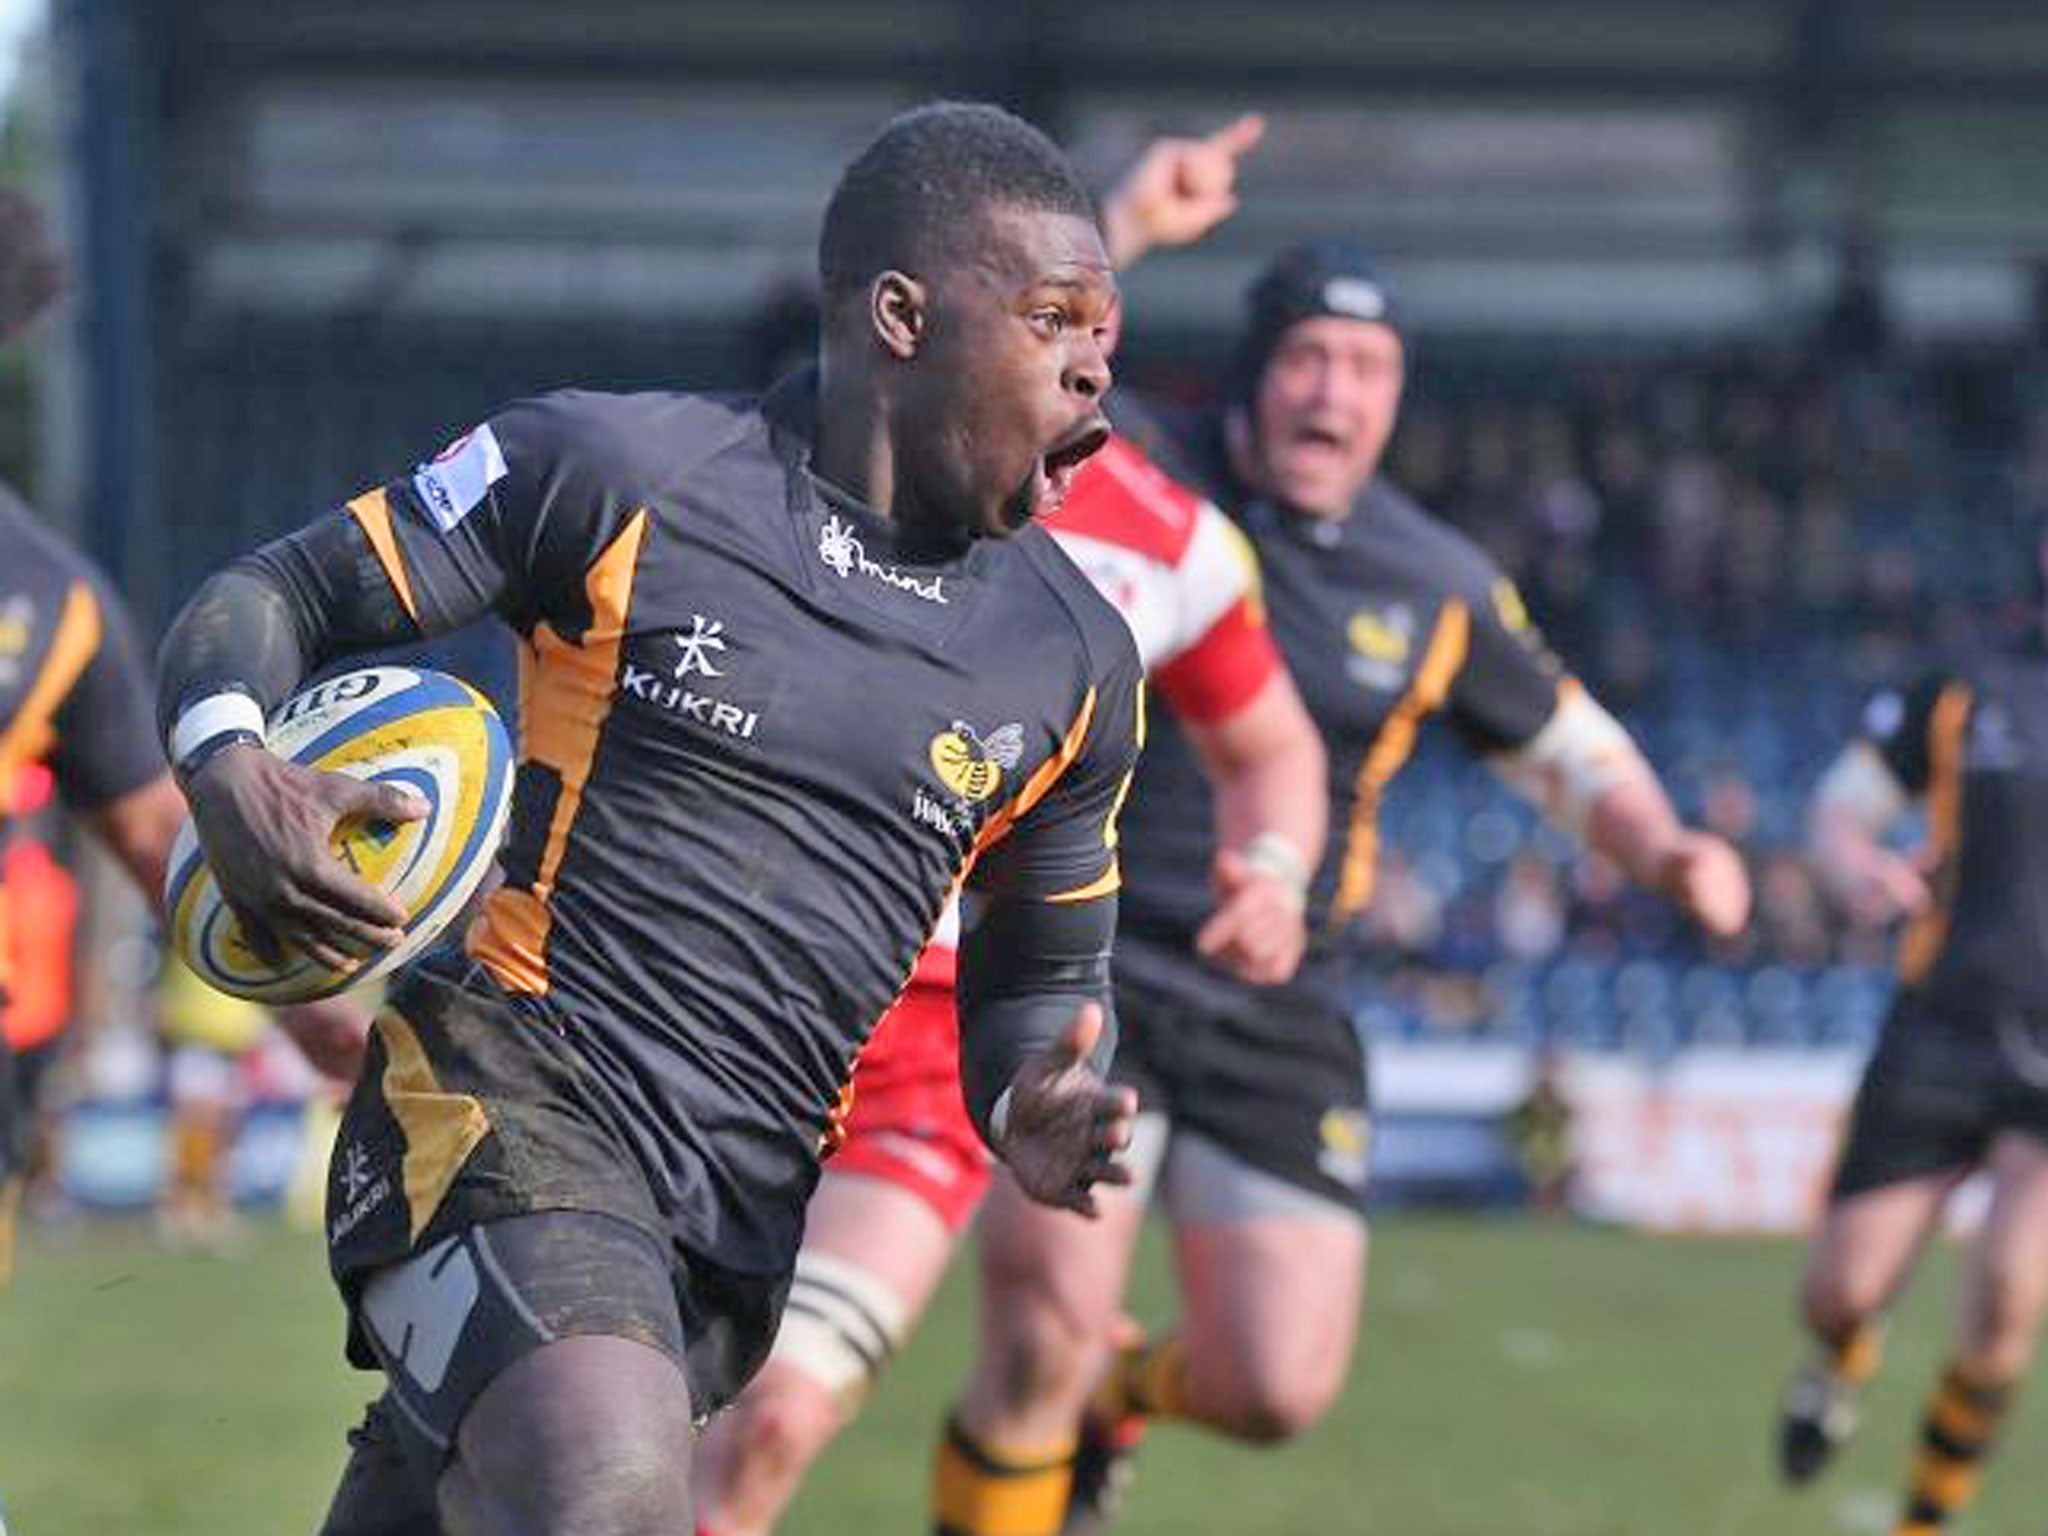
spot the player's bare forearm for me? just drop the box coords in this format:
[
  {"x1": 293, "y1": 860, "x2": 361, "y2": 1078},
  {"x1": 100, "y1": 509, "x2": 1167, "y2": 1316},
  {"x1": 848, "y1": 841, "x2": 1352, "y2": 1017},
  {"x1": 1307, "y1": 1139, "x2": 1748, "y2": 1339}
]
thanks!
[
  {"x1": 1188, "y1": 671, "x2": 1326, "y2": 872},
  {"x1": 1587, "y1": 764, "x2": 1752, "y2": 938},
  {"x1": 1187, "y1": 673, "x2": 1325, "y2": 982},
  {"x1": 1807, "y1": 743, "x2": 1927, "y2": 925},
  {"x1": 1810, "y1": 801, "x2": 1929, "y2": 926},
  {"x1": 1584, "y1": 762, "x2": 1685, "y2": 888},
  {"x1": 86, "y1": 773, "x2": 187, "y2": 909}
]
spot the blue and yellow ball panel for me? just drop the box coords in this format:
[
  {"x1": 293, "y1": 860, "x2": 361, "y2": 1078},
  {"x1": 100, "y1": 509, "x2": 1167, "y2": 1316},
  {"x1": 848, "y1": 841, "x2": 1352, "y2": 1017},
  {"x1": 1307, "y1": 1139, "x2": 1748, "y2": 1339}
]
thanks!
[{"x1": 165, "y1": 666, "x2": 513, "y2": 1004}]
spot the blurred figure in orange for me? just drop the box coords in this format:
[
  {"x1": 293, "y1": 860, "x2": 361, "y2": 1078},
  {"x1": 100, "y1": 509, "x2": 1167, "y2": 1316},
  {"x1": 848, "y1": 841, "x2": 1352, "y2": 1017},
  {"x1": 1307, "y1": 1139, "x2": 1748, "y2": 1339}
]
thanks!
[
  {"x1": 0, "y1": 184, "x2": 192, "y2": 1282},
  {"x1": 2, "y1": 764, "x2": 79, "y2": 1218}
]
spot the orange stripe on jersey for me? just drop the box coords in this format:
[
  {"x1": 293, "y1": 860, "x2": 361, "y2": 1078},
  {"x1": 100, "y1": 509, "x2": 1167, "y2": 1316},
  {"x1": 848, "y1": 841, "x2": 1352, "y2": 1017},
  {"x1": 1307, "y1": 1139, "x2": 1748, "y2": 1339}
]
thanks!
[
  {"x1": 346, "y1": 489, "x2": 421, "y2": 624},
  {"x1": 375, "y1": 1005, "x2": 490, "y2": 1242},
  {"x1": 470, "y1": 509, "x2": 649, "y2": 995},
  {"x1": 0, "y1": 579, "x2": 101, "y2": 998},
  {"x1": 970, "y1": 686, "x2": 1100, "y2": 861},
  {"x1": 0, "y1": 579, "x2": 101, "y2": 777},
  {"x1": 1039, "y1": 677, "x2": 1146, "y2": 903},
  {"x1": 1898, "y1": 681, "x2": 1971, "y2": 986},
  {"x1": 1047, "y1": 862, "x2": 1121, "y2": 904},
  {"x1": 1330, "y1": 600, "x2": 1471, "y2": 923},
  {"x1": 836, "y1": 679, "x2": 1134, "y2": 1145}
]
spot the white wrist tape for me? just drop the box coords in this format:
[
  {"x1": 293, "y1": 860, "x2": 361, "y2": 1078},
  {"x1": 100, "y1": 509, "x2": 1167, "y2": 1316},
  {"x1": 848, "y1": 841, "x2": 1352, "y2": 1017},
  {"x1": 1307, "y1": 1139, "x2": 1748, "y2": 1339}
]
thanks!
[
  {"x1": 1489, "y1": 683, "x2": 1638, "y2": 838},
  {"x1": 170, "y1": 691, "x2": 266, "y2": 771},
  {"x1": 1812, "y1": 743, "x2": 1910, "y2": 838},
  {"x1": 1241, "y1": 832, "x2": 1310, "y2": 908},
  {"x1": 988, "y1": 1086, "x2": 1015, "y2": 1147}
]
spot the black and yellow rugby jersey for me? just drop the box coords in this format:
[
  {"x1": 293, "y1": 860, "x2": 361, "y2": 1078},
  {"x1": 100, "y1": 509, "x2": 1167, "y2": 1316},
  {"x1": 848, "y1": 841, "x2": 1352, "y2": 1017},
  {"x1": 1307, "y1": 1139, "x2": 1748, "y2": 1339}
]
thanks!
[
  {"x1": 0, "y1": 482, "x2": 161, "y2": 991},
  {"x1": 1116, "y1": 447, "x2": 1563, "y2": 966},
  {"x1": 333, "y1": 379, "x2": 1142, "y2": 1268},
  {"x1": 1863, "y1": 652, "x2": 2048, "y2": 1017}
]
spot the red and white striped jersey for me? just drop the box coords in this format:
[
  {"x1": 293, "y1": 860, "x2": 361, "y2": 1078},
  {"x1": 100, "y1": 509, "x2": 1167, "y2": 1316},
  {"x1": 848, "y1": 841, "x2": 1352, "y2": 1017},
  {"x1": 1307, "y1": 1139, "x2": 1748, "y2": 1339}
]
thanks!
[{"x1": 907, "y1": 434, "x2": 1282, "y2": 994}]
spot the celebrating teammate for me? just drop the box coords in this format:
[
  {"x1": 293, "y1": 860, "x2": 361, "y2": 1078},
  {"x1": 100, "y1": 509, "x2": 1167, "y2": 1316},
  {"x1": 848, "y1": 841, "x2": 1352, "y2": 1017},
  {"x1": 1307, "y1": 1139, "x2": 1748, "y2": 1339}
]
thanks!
[
  {"x1": 158, "y1": 103, "x2": 1151, "y2": 1536},
  {"x1": 933, "y1": 217, "x2": 1752, "y2": 1534},
  {"x1": 0, "y1": 186, "x2": 195, "y2": 1280},
  {"x1": 1779, "y1": 593, "x2": 2048, "y2": 1535},
  {"x1": 695, "y1": 422, "x2": 1324, "y2": 1536}
]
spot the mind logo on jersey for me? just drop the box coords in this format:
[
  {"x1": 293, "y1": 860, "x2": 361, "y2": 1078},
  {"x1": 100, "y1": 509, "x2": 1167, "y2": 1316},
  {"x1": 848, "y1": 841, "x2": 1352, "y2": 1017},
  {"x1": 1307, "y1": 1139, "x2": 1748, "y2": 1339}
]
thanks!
[
  {"x1": 817, "y1": 514, "x2": 949, "y2": 604},
  {"x1": 929, "y1": 720, "x2": 1024, "y2": 805}
]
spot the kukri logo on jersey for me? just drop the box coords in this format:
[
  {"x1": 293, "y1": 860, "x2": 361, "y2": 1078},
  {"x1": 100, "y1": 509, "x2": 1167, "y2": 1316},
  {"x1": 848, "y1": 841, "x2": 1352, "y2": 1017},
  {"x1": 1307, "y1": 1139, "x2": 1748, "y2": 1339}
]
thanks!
[{"x1": 621, "y1": 614, "x2": 761, "y2": 741}]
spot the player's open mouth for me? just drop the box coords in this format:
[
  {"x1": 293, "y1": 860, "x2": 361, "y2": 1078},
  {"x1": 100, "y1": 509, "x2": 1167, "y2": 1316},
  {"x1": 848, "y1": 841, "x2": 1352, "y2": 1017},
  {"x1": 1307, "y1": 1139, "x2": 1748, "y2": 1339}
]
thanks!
[
  {"x1": 1291, "y1": 424, "x2": 1351, "y2": 456},
  {"x1": 1036, "y1": 417, "x2": 1111, "y2": 512}
]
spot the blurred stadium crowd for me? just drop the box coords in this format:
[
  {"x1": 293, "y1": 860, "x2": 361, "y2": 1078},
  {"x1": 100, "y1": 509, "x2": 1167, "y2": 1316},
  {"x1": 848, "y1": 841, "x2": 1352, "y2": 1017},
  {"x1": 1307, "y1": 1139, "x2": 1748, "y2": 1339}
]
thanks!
[{"x1": 1298, "y1": 336, "x2": 2042, "y2": 1055}]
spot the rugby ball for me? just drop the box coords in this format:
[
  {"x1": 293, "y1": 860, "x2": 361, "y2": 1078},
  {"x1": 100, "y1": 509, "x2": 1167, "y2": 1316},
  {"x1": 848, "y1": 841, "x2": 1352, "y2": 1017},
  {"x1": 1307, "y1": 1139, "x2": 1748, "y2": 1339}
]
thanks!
[{"x1": 165, "y1": 666, "x2": 514, "y2": 1003}]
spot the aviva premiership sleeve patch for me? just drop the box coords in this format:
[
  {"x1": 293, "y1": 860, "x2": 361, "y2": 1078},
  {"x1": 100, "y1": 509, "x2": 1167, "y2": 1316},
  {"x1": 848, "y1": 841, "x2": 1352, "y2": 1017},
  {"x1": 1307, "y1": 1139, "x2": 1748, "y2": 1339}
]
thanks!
[{"x1": 412, "y1": 424, "x2": 508, "y2": 531}]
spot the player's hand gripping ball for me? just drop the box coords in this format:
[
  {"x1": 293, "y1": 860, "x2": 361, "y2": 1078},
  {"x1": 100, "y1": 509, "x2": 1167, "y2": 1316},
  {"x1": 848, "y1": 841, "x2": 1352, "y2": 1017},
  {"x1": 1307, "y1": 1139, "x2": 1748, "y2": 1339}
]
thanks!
[{"x1": 165, "y1": 666, "x2": 513, "y2": 1003}]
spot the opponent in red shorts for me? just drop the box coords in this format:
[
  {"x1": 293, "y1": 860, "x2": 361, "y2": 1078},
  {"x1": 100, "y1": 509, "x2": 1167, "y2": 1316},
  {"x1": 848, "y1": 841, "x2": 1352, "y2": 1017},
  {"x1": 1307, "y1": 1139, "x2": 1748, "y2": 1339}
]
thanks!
[{"x1": 694, "y1": 426, "x2": 1325, "y2": 1536}]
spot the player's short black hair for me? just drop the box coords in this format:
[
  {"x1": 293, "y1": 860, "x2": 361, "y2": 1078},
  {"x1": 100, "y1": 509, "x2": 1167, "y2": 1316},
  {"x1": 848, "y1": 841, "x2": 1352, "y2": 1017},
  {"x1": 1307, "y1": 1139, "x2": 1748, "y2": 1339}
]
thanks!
[
  {"x1": 818, "y1": 101, "x2": 1096, "y2": 303},
  {"x1": 0, "y1": 185, "x2": 64, "y2": 345}
]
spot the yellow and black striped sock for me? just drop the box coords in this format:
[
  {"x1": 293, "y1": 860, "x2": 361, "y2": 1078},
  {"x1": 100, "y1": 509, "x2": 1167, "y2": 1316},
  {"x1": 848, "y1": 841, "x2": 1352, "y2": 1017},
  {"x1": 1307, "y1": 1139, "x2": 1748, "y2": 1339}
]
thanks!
[
  {"x1": 1827, "y1": 1319, "x2": 1884, "y2": 1387},
  {"x1": 1892, "y1": 1359, "x2": 2015, "y2": 1536},
  {"x1": 931, "y1": 1415, "x2": 1078, "y2": 1536},
  {"x1": 0, "y1": 1173, "x2": 21, "y2": 1288},
  {"x1": 1093, "y1": 1336, "x2": 1190, "y2": 1424}
]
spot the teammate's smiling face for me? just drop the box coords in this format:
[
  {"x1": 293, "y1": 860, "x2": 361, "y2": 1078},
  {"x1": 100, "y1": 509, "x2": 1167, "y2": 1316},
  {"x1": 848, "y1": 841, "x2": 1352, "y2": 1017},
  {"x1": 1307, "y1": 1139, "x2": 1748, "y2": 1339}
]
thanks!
[
  {"x1": 905, "y1": 205, "x2": 1116, "y2": 539},
  {"x1": 1244, "y1": 316, "x2": 1405, "y2": 520}
]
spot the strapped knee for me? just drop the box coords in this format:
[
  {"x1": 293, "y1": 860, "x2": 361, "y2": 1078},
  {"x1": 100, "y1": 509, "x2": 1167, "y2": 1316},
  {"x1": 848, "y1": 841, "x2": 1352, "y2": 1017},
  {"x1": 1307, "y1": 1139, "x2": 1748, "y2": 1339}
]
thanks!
[{"x1": 766, "y1": 1251, "x2": 907, "y2": 1408}]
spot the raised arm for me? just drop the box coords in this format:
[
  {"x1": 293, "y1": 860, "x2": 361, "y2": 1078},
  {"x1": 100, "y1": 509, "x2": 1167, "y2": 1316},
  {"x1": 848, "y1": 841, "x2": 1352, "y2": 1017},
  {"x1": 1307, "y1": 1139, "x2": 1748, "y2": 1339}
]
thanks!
[{"x1": 1099, "y1": 114, "x2": 1265, "y2": 270}]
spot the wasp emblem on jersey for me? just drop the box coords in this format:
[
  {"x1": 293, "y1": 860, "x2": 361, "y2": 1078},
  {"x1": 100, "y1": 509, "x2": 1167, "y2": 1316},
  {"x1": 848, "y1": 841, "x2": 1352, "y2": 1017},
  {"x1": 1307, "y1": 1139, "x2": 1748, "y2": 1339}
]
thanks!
[
  {"x1": 929, "y1": 721, "x2": 1024, "y2": 805},
  {"x1": 1346, "y1": 602, "x2": 1415, "y2": 689},
  {"x1": 0, "y1": 595, "x2": 34, "y2": 686}
]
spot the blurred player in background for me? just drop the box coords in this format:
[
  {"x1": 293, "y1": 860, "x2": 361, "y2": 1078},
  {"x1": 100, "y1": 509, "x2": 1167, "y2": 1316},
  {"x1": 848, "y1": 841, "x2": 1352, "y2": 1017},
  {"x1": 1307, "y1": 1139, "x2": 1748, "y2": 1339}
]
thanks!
[
  {"x1": 3, "y1": 764, "x2": 80, "y2": 1217},
  {"x1": 934, "y1": 136, "x2": 1752, "y2": 1536},
  {"x1": 0, "y1": 184, "x2": 192, "y2": 1282},
  {"x1": 154, "y1": 957, "x2": 270, "y2": 1247},
  {"x1": 1783, "y1": 570, "x2": 2048, "y2": 1534},
  {"x1": 159, "y1": 103, "x2": 1151, "y2": 1536}
]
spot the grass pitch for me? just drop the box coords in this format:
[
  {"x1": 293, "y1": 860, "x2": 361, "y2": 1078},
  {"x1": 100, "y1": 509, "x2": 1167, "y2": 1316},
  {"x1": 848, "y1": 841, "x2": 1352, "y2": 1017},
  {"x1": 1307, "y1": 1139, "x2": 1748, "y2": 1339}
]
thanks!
[{"x1": 3, "y1": 1214, "x2": 2041, "y2": 1534}]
